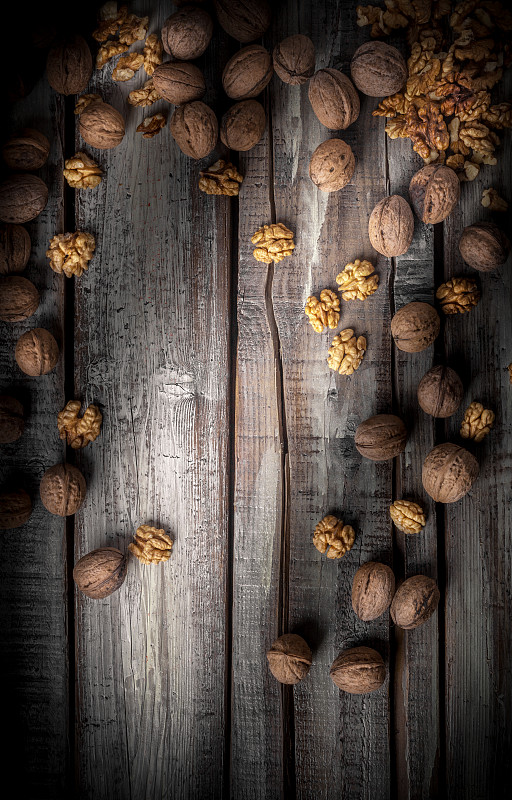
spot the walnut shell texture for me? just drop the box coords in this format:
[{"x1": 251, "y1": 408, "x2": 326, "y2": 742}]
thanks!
[
  {"x1": 422, "y1": 443, "x2": 479, "y2": 503},
  {"x1": 266, "y1": 633, "x2": 312, "y2": 684},
  {"x1": 352, "y1": 561, "x2": 396, "y2": 621},
  {"x1": 409, "y1": 165, "x2": 460, "y2": 225},
  {"x1": 46, "y1": 34, "x2": 92, "y2": 95},
  {"x1": 330, "y1": 646, "x2": 386, "y2": 694},
  {"x1": 15, "y1": 328, "x2": 59, "y2": 376},
  {"x1": 73, "y1": 547, "x2": 127, "y2": 599},
  {"x1": 390, "y1": 575, "x2": 440, "y2": 630},
  {"x1": 273, "y1": 34, "x2": 315, "y2": 86},
  {"x1": 161, "y1": 6, "x2": 213, "y2": 60},
  {"x1": 355, "y1": 413, "x2": 407, "y2": 461},
  {"x1": 79, "y1": 101, "x2": 125, "y2": 150},
  {"x1": 0, "y1": 396, "x2": 25, "y2": 444},
  {"x1": 220, "y1": 99, "x2": 266, "y2": 152},
  {"x1": 222, "y1": 45, "x2": 273, "y2": 100},
  {"x1": 308, "y1": 68, "x2": 360, "y2": 130},
  {"x1": 0, "y1": 174, "x2": 49, "y2": 225},
  {"x1": 40, "y1": 463, "x2": 86, "y2": 517},
  {"x1": 350, "y1": 41, "x2": 406, "y2": 97},
  {"x1": 368, "y1": 195, "x2": 414, "y2": 257},
  {"x1": 170, "y1": 102, "x2": 218, "y2": 159},
  {"x1": 153, "y1": 62, "x2": 206, "y2": 105},
  {"x1": 309, "y1": 138, "x2": 355, "y2": 192},
  {"x1": 0, "y1": 276, "x2": 39, "y2": 322},
  {"x1": 417, "y1": 365, "x2": 463, "y2": 418},
  {"x1": 2, "y1": 128, "x2": 51, "y2": 171},
  {"x1": 214, "y1": 0, "x2": 271, "y2": 43},
  {"x1": 391, "y1": 301, "x2": 440, "y2": 353},
  {"x1": 458, "y1": 222, "x2": 511, "y2": 272},
  {"x1": 0, "y1": 488, "x2": 32, "y2": 528},
  {"x1": 0, "y1": 223, "x2": 31, "y2": 274}
]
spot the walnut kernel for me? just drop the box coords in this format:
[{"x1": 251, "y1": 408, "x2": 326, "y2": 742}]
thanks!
[
  {"x1": 57, "y1": 400, "x2": 102, "y2": 449},
  {"x1": 63, "y1": 153, "x2": 102, "y2": 189},
  {"x1": 74, "y1": 94, "x2": 102, "y2": 115},
  {"x1": 112, "y1": 52, "x2": 144, "y2": 81},
  {"x1": 96, "y1": 41, "x2": 129, "y2": 69},
  {"x1": 143, "y1": 34, "x2": 163, "y2": 76},
  {"x1": 313, "y1": 514, "x2": 355, "y2": 559},
  {"x1": 46, "y1": 232, "x2": 95, "y2": 278},
  {"x1": 327, "y1": 329, "x2": 367, "y2": 375},
  {"x1": 128, "y1": 525, "x2": 173, "y2": 565},
  {"x1": 304, "y1": 290, "x2": 340, "y2": 333},
  {"x1": 436, "y1": 277, "x2": 480, "y2": 314},
  {"x1": 389, "y1": 499, "x2": 426, "y2": 534},
  {"x1": 128, "y1": 79, "x2": 161, "y2": 107},
  {"x1": 481, "y1": 188, "x2": 508, "y2": 211},
  {"x1": 336, "y1": 259, "x2": 379, "y2": 301},
  {"x1": 136, "y1": 114, "x2": 167, "y2": 139},
  {"x1": 460, "y1": 402, "x2": 495, "y2": 442},
  {"x1": 199, "y1": 160, "x2": 243, "y2": 196},
  {"x1": 251, "y1": 223, "x2": 294, "y2": 264}
]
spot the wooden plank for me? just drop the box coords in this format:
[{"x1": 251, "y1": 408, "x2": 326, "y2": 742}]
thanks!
[
  {"x1": 0, "y1": 78, "x2": 68, "y2": 797},
  {"x1": 74, "y1": 3, "x2": 231, "y2": 797}
]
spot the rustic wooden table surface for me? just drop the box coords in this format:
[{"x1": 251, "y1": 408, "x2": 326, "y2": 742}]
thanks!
[{"x1": 1, "y1": 1, "x2": 511, "y2": 798}]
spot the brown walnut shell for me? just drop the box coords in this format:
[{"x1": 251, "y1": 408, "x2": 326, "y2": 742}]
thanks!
[
  {"x1": 0, "y1": 174, "x2": 49, "y2": 225},
  {"x1": 0, "y1": 224, "x2": 31, "y2": 274},
  {"x1": 46, "y1": 35, "x2": 92, "y2": 96},
  {"x1": 355, "y1": 413, "x2": 407, "y2": 461},
  {"x1": 352, "y1": 561, "x2": 396, "y2": 621},
  {"x1": 417, "y1": 365, "x2": 463, "y2": 418},
  {"x1": 2, "y1": 129, "x2": 51, "y2": 171},
  {"x1": 73, "y1": 547, "x2": 127, "y2": 599},
  {"x1": 350, "y1": 41, "x2": 406, "y2": 97},
  {"x1": 390, "y1": 575, "x2": 440, "y2": 630},
  {"x1": 458, "y1": 222, "x2": 511, "y2": 272},
  {"x1": 266, "y1": 633, "x2": 312, "y2": 684},
  {"x1": 0, "y1": 396, "x2": 25, "y2": 444},
  {"x1": 15, "y1": 328, "x2": 59, "y2": 376},
  {"x1": 222, "y1": 45, "x2": 273, "y2": 100},
  {"x1": 309, "y1": 138, "x2": 355, "y2": 192},
  {"x1": 330, "y1": 646, "x2": 386, "y2": 694},
  {"x1": 391, "y1": 301, "x2": 440, "y2": 353},
  {"x1": 0, "y1": 488, "x2": 32, "y2": 528},
  {"x1": 214, "y1": 0, "x2": 271, "y2": 43},
  {"x1": 161, "y1": 6, "x2": 213, "y2": 60},
  {"x1": 170, "y1": 102, "x2": 218, "y2": 159},
  {"x1": 79, "y1": 101, "x2": 125, "y2": 150},
  {"x1": 40, "y1": 463, "x2": 86, "y2": 517},
  {"x1": 308, "y1": 68, "x2": 360, "y2": 130},
  {"x1": 273, "y1": 35, "x2": 315, "y2": 86},
  {"x1": 0, "y1": 276, "x2": 39, "y2": 322},
  {"x1": 220, "y1": 100, "x2": 266, "y2": 152},
  {"x1": 368, "y1": 195, "x2": 414, "y2": 257},
  {"x1": 422, "y1": 443, "x2": 479, "y2": 503},
  {"x1": 409, "y1": 165, "x2": 460, "y2": 225},
  {"x1": 153, "y1": 62, "x2": 206, "y2": 105}
]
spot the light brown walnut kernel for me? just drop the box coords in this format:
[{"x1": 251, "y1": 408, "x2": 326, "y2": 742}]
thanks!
[
  {"x1": 304, "y1": 290, "x2": 340, "y2": 333},
  {"x1": 136, "y1": 113, "x2": 166, "y2": 139},
  {"x1": 63, "y1": 153, "x2": 102, "y2": 189},
  {"x1": 460, "y1": 401, "x2": 495, "y2": 442},
  {"x1": 58, "y1": 400, "x2": 102, "y2": 449},
  {"x1": 93, "y1": 3, "x2": 128, "y2": 41},
  {"x1": 482, "y1": 103, "x2": 512, "y2": 129},
  {"x1": 112, "y1": 52, "x2": 144, "y2": 81},
  {"x1": 336, "y1": 259, "x2": 379, "y2": 301},
  {"x1": 459, "y1": 160, "x2": 480, "y2": 181},
  {"x1": 129, "y1": 525, "x2": 173, "y2": 565},
  {"x1": 128, "y1": 79, "x2": 161, "y2": 107},
  {"x1": 96, "y1": 41, "x2": 129, "y2": 69},
  {"x1": 143, "y1": 34, "x2": 163, "y2": 76},
  {"x1": 199, "y1": 161, "x2": 243, "y2": 196},
  {"x1": 75, "y1": 94, "x2": 102, "y2": 115},
  {"x1": 481, "y1": 188, "x2": 508, "y2": 211},
  {"x1": 119, "y1": 13, "x2": 149, "y2": 45},
  {"x1": 46, "y1": 232, "x2": 95, "y2": 278},
  {"x1": 251, "y1": 223, "x2": 294, "y2": 264},
  {"x1": 327, "y1": 329, "x2": 367, "y2": 375},
  {"x1": 313, "y1": 514, "x2": 355, "y2": 559},
  {"x1": 436, "y1": 277, "x2": 480, "y2": 314},
  {"x1": 390, "y1": 499, "x2": 426, "y2": 533}
]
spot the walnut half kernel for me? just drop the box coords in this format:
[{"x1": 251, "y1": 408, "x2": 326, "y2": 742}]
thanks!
[
  {"x1": 481, "y1": 188, "x2": 508, "y2": 211},
  {"x1": 58, "y1": 400, "x2": 102, "y2": 449},
  {"x1": 129, "y1": 525, "x2": 173, "y2": 564},
  {"x1": 199, "y1": 160, "x2": 243, "y2": 196},
  {"x1": 128, "y1": 79, "x2": 161, "y2": 108},
  {"x1": 46, "y1": 232, "x2": 95, "y2": 278},
  {"x1": 304, "y1": 290, "x2": 340, "y2": 333},
  {"x1": 251, "y1": 223, "x2": 295, "y2": 264},
  {"x1": 313, "y1": 514, "x2": 355, "y2": 559},
  {"x1": 389, "y1": 499, "x2": 426, "y2": 534},
  {"x1": 460, "y1": 401, "x2": 495, "y2": 442},
  {"x1": 136, "y1": 113, "x2": 167, "y2": 139},
  {"x1": 327, "y1": 328, "x2": 367, "y2": 375},
  {"x1": 112, "y1": 52, "x2": 144, "y2": 82},
  {"x1": 336, "y1": 259, "x2": 379, "y2": 301},
  {"x1": 63, "y1": 153, "x2": 102, "y2": 189},
  {"x1": 436, "y1": 277, "x2": 480, "y2": 315}
]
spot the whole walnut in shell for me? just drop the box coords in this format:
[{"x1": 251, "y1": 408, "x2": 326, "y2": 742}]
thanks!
[
  {"x1": 222, "y1": 45, "x2": 273, "y2": 100},
  {"x1": 46, "y1": 35, "x2": 92, "y2": 95},
  {"x1": 161, "y1": 6, "x2": 213, "y2": 60},
  {"x1": 350, "y1": 41, "x2": 406, "y2": 97},
  {"x1": 391, "y1": 302, "x2": 440, "y2": 353},
  {"x1": 330, "y1": 647, "x2": 386, "y2": 694},
  {"x1": 273, "y1": 34, "x2": 315, "y2": 86},
  {"x1": 0, "y1": 488, "x2": 32, "y2": 528},
  {"x1": 73, "y1": 547, "x2": 127, "y2": 599},
  {"x1": 368, "y1": 195, "x2": 414, "y2": 257},
  {"x1": 422, "y1": 443, "x2": 479, "y2": 503},
  {"x1": 458, "y1": 222, "x2": 511, "y2": 272},
  {"x1": 170, "y1": 102, "x2": 218, "y2": 159},
  {"x1": 266, "y1": 633, "x2": 312, "y2": 684},
  {"x1": 0, "y1": 224, "x2": 31, "y2": 274},
  {"x1": 214, "y1": 0, "x2": 271, "y2": 43},
  {"x1": 0, "y1": 276, "x2": 39, "y2": 322},
  {"x1": 417, "y1": 365, "x2": 463, "y2": 418},
  {"x1": 390, "y1": 575, "x2": 440, "y2": 630},
  {"x1": 15, "y1": 328, "x2": 59, "y2": 376},
  {"x1": 40, "y1": 463, "x2": 86, "y2": 517},
  {"x1": 355, "y1": 413, "x2": 407, "y2": 461},
  {"x1": 0, "y1": 396, "x2": 24, "y2": 444},
  {"x1": 309, "y1": 138, "x2": 355, "y2": 192},
  {"x1": 220, "y1": 100, "x2": 266, "y2": 152},
  {"x1": 2, "y1": 129, "x2": 50, "y2": 171},
  {"x1": 153, "y1": 62, "x2": 206, "y2": 105},
  {"x1": 79, "y1": 101, "x2": 125, "y2": 150},
  {"x1": 308, "y1": 69, "x2": 360, "y2": 130},
  {"x1": 352, "y1": 561, "x2": 395, "y2": 621},
  {"x1": 0, "y1": 174, "x2": 49, "y2": 224},
  {"x1": 409, "y1": 165, "x2": 460, "y2": 225}
]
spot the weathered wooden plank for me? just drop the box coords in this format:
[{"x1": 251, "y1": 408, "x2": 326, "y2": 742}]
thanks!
[{"x1": 0, "y1": 78, "x2": 68, "y2": 797}]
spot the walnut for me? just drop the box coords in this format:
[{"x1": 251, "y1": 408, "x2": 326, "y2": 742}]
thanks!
[
  {"x1": 213, "y1": 0, "x2": 272, "y2": 43},
  {"x1": 170, "y1": 102, "x2": 218, "y2": 160},
  {"x1": 417, "y1": 364, "x2": 464, "y2": 418},
  {"x1": 2, "y1": 129, "x2": 50, "y2": 171},
  {"x1": 266, "y1": 634, "x2": 312, "y2": 684},
  {"x1": 355, "y1": 413, "x2": 408, "y2": 461},
  {"x1": 351, "y1": 562, "x2": 395, "y2": 621},
  {"x1": 407, "y1": 58, "x2": 441, "y2": 97},
  {"x1": 0, "y1": 223, "x2": 31, "y2": 275},
  {"x1": 304, "y1": 290, "x2": 340, "y2": 333},
  {"x1": 313, "y1": 514, "x2": 355, "y2": 559},
  {"x1": 460, "y1": 401, "x2": 495, "y2": 442},
  {"x1": 0, "y1": 174, "x2": 49, "y2": 225},
  {"x1": 390, "y1": 499, "x2": 426, "y2": 533},
  {"x1": 391, "y1": 301, "x2": 440, "y2": 352},
  {"x1": 0, "y1": 395, "x2": 24, "y2": 444},
  {"x1": 153, "y1": 62, "x2": 206, "y2": 105},
  {"x1": 93, "y1": 8, "x2": 125, "y2": 42},
  {"x1": 96, "y1": 41, "x2": 129, "y2": 69},
  {"x1": 308, "y1": 69, "x2": 360, "y2": 130},
  {"x1": 482, "y1": 103, "x2": 512, "y2": 129},
  {"x1": 251, "y1": 223, "x2": 294, "y2": 264},
  {"x1": 374, "y1": 92, "x2": 411, "y2": 117},
  {"x1": 136, "y1": 113, "x2": 167, "y2": 139},
  {"x1": 436, "y1": 276, "x2": 480, "y2": 314},
  {"x1": 199, "y1": 160, "x2": 243, "y2": 196},
  {"x1": 73, "y1": 548, "x2": 127, "y2": 599},
  {"x1": 446, "y1": 153, "x2": 465, "y2": 169},
  {"x1": 390, "y1": 575, "x2": 440, "y2": 629},
  {"x1": 161, "y1": 6, "x2": 213, "y2": 60},
  {"x1": 79, "y1": 101, "x2": 125, "y2": 150},
  {"x1": 0, "y1": 276, "x2": 39, "y2": 322},
  {"x1": 46, "y1": 35, "x2": 92, "y2": 95},
  {"x1": 220, "y1": 100, "x2": 266, "y2": 152},
  {"x1": 407, "y1": 103, "x2": 450, "y2": 159},
  {"x1": 422, "y1": 442, "x2": 479, "y2": 503},
  {"x1": 222, "y1": 45, "x2": 273, "y2": 101},
  {"x1": 112, "y1": 52, "x2": 144, "y2": 82},
  {"x1": 57, "y1": 400, "x2": 102, "y2": 449},
  {"x1": 459, "y1": 160, "x2": 480, "y2": 181},
  {"x1": 327, "y1": 329, "x2": 367, "y2": 375},
  {"x1": 481, "y1": 188, "x2": 508, "y2": 211},
  {"x1": 330, "y1": 647, "x2": 386, "y2": 694},
  {"x1": 40, "y1": 463, "x2": 87, "y2": 516},
  {"x1": 309, "y1": 139, "x2": 355, "y2": 193},
  {"x1": 119, "y1": 13, "x2": 149, "y2": 46},
  {"x1": 46, "y1": 232, "x2": 95, "y2": 278},
  {"x1": 368, "y1": 195, "x2": 414, "y2": 257},
  {"x1": 273, "y1": 34, "x2": 315, "y2": 85},
  {"x1": 0, "y1": 488, "x2": 32, "y2": 529},
  {"x1": 74, "y1": 94, "x2": 102, "y2": 115},
  {"x1": 128, "y1": 525, "x2": 173, "y2": 565},
  {"x1": 458, "y1": 121, "x2": 498, "y2": 156},
  {"x1": 351, "y1": 41, "x2": 407, "y2": 96},
  {"x1": 15, "y1": 328, "x2": 59, "y2": 376},
  {"x1": 63, "y1": 153, "x2": 102, "y2": 189},
  {"x1": 336, "y1": 259, "x2": 379, "y2": 301},
  {"x1": 143, "y1": 34, "x2": 163, "y2": 76},
  {"x1": 458, "y1": 221, "x2": 510, "y2": 271},
  {"x1": 409, "y1": 164, "x2": 460, "y2": 223},
  {"x1": 128, "y1": 79, "x2": 161, "y2": 107}
]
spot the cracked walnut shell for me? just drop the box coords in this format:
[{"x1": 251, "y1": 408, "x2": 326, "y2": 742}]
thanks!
[
  {"x1": 368, "y1": 195, "x2": 414, "y2": 257},
  {"x1": 153, "y1": 62, "x2": 206, "y2": 105},
  {"x1": 199, "y1": 161, "x2": 243, "y2": 196},
  {"x1": 170, "y1": 102, "x2": 218, "y2": 160},
  {"x1": 351, "y1": 41, "x2": 407, "y2": 97},
  {"x1": 309, "y1": 139, "x2": 355, "y2": 193},
  {"x1": 73, "y1": 547, "x2": 127, "y2": 599},
  {"x1": 129, "y1": 525, "x2": 173, "y2": 565},
  {"x1": 391, "y1": 302, "x2": 440, "y2": 353},
  {"x1": 0, "y1": 174, "x2": 49, "y2": 225},
  {"x1": 458, "y1": 222, "x2": 511, "y2": 272},
  {"x1": 327, "y1": 329, "x2": 366, "y2": 375},
  {"x1": 436, "y1": 277, "x2": 480, "y2": 314},
  {"x1": 422, "y1": 443, "x2": 479, "y2": 503},
  {"x1": 409, "y1": 164, "x2": 460, "y2": 224},
  {"x1": 136, "y1": 114, "x2": 167, "y2": 139},
  {"x1": 336, "y1": 259, "x2": 379, "y2": 301},
  {"x1": 308, "y1": 69, "x2": 360, "y2": 130},
  {"x1": 417, "y1": 365, "x2": 463, "y2": 418},
  {"x1": 15, "y1": 328, "x2": 59, "y2": 376},
  {"x1": 273, "y1": 34, "x2": 315, "y2": 86},
  {"x1": 391, "y1": 575, "x2": 440, "y2": 630},
  {"x1": 390, "y1": 500, "x2": 426, "y2": 534},
  {"x1": 266, "y1": 634, "x2": 312, "y2": 684},
  {"x1": 305, "y1": 290, "x2": 340, "y2": 333},
  {"x1": 0, "y1": 276, "x2": 39, "y2": 322},
  {"x1": 220, "y1": 100, "x2": 266, "y2": 152},
  {"x1": 330, "y1": 647, "x2": 386, "y2": 694},
  {"x1": 214, "y1": 0, "x2": 271, "y2": 43},
  {"x1": 352, "y1": 562, "x2": 395, "y2": 622},
  {"x1": 251, "y1": 223, "x2": 294, "y2": 264},
  {"x1": 40, "y1": 463, "x2": 86, "y2": 517},
  {"x1": 460, "y1": 402, "x2": 495, "y2": 442},
  {"x1": 222, "y1": 45, "x2": 273, "y2": 101},
  {"x1": 162, "y1": 6, "x2": 213, "y2": 60},
  {"x1": 0, "y1": 395, "x2": 24, "y2": 444},
  {"x1": 355, "y1": 414, "x2": 407, "y2": 461},
  {"x1": 47, "y1": 232, "x2": 95, "y2": 278},
  {"x1": 57, "y1": 400, "x2": 102, "y2": 449},
  {"x1": 0, "y1": 223, "x2": 31, "y2": 275},
  {"x1": 0, "y1": 488, "x2": 32, "y2": 529},
  {"x1": 313, "y1": 514, "x2": 355, "y2": 559},
  {"x1": 63, "y1": 153, "x2": 102, "y2": 189}
]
